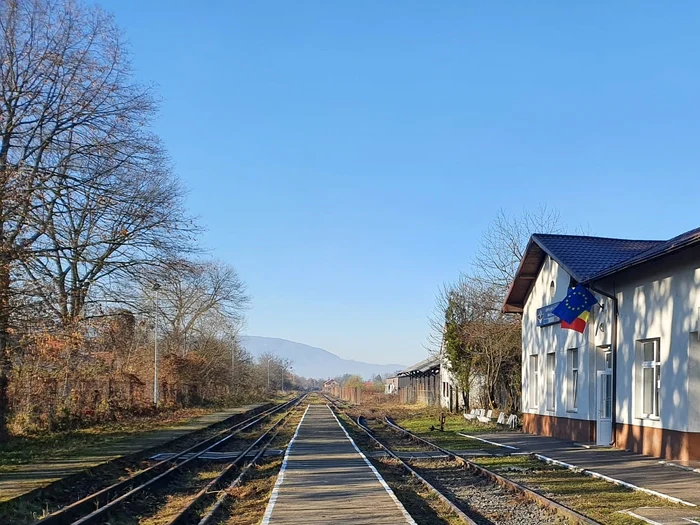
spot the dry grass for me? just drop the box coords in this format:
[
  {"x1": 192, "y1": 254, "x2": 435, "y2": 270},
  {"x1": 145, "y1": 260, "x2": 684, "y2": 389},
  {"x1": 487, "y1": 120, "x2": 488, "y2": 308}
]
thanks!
[
  {"x1": 216, "y1": 397, "x2": 312, "y2": 524},
  {"x1": 473, "y1": 455, "x2": 682, "y2": 525},
  {"x1": 340, "y1": 398, "x2": 686, "y2": 525},
  {"x1": 334, "y1": 411, "x2": 467, "y2": 524},
  {"x1": 0, "y1": 407, "x2": 217, "y2": 472},
  {"x1": 223, "y1": 458, "x2": 283, "y2": 525}
]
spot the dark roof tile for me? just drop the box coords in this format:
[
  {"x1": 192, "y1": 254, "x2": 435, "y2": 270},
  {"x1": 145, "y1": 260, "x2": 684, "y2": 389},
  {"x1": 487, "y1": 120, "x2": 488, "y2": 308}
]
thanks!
[
  {"x1": 504, "y1": 226, "x2": 700, "y2": 312},
  {"x1": 532, "y1": 234, "x2": 664, "y2": 282},
  {"x1": 590, "y1": 226, "x2": 700, "y2": 280}
]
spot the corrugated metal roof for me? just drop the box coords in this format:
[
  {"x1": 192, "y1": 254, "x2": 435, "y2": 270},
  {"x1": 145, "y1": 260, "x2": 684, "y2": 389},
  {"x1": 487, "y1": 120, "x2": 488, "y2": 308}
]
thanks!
[{"x1": 398, "y1": 356, "x2": 440, "y2": 375}]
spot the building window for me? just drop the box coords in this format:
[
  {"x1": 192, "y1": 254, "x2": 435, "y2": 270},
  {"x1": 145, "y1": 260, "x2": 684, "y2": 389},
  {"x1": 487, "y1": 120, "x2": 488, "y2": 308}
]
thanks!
[
  {"x1": 546, "y1": 352, "x2": 555, "y2": 411},
  {"x1": 567, "y1": 348, "x2": 578, "y2": 411},
  {"x1": 529, "y1": 354, "x2": 538, "y2": 409},
  {"x1": 639, "y1": 339, "x2": 660, "y2": 418}
]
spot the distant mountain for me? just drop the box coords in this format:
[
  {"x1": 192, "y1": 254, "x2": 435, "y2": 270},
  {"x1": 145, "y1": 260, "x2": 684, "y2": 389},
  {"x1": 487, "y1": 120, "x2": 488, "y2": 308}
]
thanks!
[{"x1": 240, "y1": 336, "x2": 406, "y2": 380}]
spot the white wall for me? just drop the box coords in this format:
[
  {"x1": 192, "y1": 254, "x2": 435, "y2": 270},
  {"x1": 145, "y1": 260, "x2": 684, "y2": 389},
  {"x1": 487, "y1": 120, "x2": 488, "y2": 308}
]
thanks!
[
  {"x1": 521, "y1": 245, "x2": 700, "y2": 437},
  {"x1": 602, "y1": 246, "x2": 700, "y2": 433},
  {"x1": 522, "y1": 256, "x2": 600, "y2": 422}
]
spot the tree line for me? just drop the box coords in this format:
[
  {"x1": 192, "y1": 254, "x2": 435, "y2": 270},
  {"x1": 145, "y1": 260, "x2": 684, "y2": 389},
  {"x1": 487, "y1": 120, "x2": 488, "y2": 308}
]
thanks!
[
  {"x1": 0, "y1": 0, "x2": 267, "y2": 440},
  {"x1": 431, "y1": 207, "x2": 565, "y2": 412}
]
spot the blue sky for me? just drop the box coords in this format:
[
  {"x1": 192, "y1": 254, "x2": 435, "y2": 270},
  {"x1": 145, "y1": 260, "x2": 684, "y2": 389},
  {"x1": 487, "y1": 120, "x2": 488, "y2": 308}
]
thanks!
[{"x1": 99, "y1": 1, "x2": 700, "y2": 366}]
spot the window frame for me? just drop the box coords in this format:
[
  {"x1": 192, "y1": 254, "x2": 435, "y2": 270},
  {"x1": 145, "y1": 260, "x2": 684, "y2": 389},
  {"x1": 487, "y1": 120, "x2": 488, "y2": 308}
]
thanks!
[
  {"x1": 546, "y1": 351, "x2": 556, "y2": 412},
  {"x1": 529, "y1": 354, "x2": 539, "y2": 411},
  {"x1": 567, "y1": 348, "x2": 579, "y2": 412},
  {"x1": 638, "y1": 339, "x2": 660, "y2": 419}
]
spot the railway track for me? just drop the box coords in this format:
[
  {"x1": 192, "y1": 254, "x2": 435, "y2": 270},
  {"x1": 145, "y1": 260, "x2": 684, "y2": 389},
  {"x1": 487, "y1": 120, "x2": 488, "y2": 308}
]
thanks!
[
  {"x1": 34, "y1": 394, "x2": 307, "y2": 525},
  {"x1": 323, "y1": 393, "x2": 601, "y2": 525}
]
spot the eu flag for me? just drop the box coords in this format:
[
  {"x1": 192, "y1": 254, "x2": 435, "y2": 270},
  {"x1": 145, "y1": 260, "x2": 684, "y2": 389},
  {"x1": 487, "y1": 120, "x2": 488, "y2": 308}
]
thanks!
[{"x1": 552, "y1": 284, "x2": 598, "y2": 324}]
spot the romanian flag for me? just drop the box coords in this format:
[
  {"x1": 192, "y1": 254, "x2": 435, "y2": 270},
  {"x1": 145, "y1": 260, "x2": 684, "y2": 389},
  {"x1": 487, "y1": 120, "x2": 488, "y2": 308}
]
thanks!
[
  {"x1": 553, "y1": 284, "x2": 598, "y2": 333},
  {"x1": 561, "y1": 310, "x2": 589, "y2": 333},
  {"x1": 552, "y1": 284, "x2": 598, "y2": 323}
]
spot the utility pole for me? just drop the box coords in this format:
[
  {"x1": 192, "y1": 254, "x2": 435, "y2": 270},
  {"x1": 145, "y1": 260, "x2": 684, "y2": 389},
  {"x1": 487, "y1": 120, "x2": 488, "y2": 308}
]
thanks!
[
  {"x1": 231, "y1": 345, "x2": 236, "y2": 397},
  {"x1": 153, "y1": 282, "x2": 161, "y2": 406},
  {"x1": 267, "y1": 356, "x2": 271, "y2": 392}
]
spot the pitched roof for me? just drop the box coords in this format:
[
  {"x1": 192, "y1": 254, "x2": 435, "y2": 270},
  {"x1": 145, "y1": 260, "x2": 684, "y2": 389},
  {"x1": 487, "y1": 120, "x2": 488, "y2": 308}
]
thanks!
[
  {"x1": 503, "y1": 226, "x2": 700, "y2": 313},
  {"x1": 531, "y1": 234, "x2": 663, "y2": 282},
  {"x1": 398, "y1": 356, "x2": 440, "y2": 376},
  {"x1": 590, "y1": 226, "x2": 700, "y2": 281}
]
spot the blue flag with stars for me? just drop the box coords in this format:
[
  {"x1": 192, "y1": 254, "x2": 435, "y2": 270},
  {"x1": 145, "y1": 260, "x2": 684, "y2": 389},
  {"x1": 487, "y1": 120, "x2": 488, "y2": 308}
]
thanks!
[{"x1": 552, "y1": 284, "x2": 598, "y2": 324}]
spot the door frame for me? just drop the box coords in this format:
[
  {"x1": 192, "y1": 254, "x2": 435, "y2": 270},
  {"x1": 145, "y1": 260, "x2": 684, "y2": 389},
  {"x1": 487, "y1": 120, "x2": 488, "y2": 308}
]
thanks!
[{"x1": 596, "y1": 369, "x2": 613, "y2": 445}]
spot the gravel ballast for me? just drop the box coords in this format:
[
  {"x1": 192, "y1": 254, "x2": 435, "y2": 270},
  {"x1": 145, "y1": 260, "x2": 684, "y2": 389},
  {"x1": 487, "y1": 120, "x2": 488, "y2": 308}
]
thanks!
[{"x1": 408, "y1": 459, "x2": 568, "y2": 525}]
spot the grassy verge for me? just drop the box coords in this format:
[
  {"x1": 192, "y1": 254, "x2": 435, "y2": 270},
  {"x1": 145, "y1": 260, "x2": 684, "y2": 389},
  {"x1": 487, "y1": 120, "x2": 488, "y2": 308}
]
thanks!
[
  {"x1": 389, "y1": 406, "x2": 498, "y2": 451},
  {"x1": 473, "y1": 455, "x2": 682, "y2": 525},
  {"x1": 366, "y1": 402, "x2": 686, "y2": 525},
  {"x1": 0, "y1": 406, "x2": 223, "y2": 471},
  {"x1": 222, "y1": 457, "x2": 283, "y2": 525},
  {"x1": 0, "y1": 395, "x2": 299, "y2": 473}
]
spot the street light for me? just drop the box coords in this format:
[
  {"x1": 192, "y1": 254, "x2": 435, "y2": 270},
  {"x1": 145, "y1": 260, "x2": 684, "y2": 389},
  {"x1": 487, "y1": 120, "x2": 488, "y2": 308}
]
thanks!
[{"x1": 152, "y1": 282, "x2": 161, "y2": 405}]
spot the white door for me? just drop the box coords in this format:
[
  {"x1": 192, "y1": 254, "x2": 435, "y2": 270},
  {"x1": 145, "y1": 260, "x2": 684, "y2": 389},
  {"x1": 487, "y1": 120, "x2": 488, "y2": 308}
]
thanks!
[{"x1": 596, "y1": 370, "x2": 613, "y2": 445}]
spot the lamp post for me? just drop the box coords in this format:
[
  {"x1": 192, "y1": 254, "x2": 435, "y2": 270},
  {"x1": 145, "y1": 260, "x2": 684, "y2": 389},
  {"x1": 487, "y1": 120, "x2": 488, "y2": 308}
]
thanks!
[{"x1": 153, "y1": 282, "x2": 161, "y2": 405}]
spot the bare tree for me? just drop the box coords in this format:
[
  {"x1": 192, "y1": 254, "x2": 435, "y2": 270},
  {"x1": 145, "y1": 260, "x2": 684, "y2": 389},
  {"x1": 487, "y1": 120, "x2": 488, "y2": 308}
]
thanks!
[
  {"x1": 20, "y1": 144, "x2": 195, "y2": 327},
  {"x1": 0, "y1": 0, "x2": 161, "y2": 440},
  {"x1": 153, "y1": 260, "x2": 250, "y2": 357},
  {"x1": 472, "y1": 206, "x2": 563, "y2": 293},
  {"x1": 257, "y1": 353, "x2": 292, "y2": 392},
  {"x1": 431, "y1": 207, "x2": 566, "y2": 412}
]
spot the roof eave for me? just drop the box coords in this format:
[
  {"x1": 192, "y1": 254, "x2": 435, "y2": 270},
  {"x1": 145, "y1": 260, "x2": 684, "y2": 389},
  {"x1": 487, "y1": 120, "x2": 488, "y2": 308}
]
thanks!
[
  {"x1": 502, "y1": 235, "x2": 583, "y2": 313},
  {"x1": 501, "y1": 237, "x2": 537, "y2": 313}
]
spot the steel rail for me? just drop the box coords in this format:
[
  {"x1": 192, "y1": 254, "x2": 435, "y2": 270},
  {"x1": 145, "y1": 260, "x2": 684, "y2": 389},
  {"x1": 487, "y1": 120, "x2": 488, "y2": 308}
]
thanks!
[
  {"x1": 165, "y1": 395, "x2": 306, "y2": 525},
  {"x1": 33, "y1": 396, "x2": 302, "y2": 525},
  {"x1": 382, "y1": 416, "x2": 602, "y2": 525},
  {"x1": 323, "y1": 398, "x2": 477, "y2": 525},
  {"x1": 196, "y1": 433, "x2": 273, "y2": 525},
  {"x1": 69, "y1": 396, "x2": 302, "y2": 525}
]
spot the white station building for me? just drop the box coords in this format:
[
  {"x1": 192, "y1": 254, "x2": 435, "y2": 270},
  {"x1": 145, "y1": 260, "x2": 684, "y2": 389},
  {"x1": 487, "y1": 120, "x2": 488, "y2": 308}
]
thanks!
[{"x1": 504, "y1": 227, "x2": 700, "y2": 461}]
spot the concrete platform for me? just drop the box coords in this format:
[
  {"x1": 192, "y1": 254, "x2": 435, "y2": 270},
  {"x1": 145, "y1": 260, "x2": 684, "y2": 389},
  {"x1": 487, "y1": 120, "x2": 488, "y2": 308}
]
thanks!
[
  {"x1": 476, "y1": 431, "x2": 700, "y2": 508},
  {"x1": 262, "y1": 404, "x2": 416, "y2": 525},
  {"x1": 0, "y1": 403, "x2": 264, "y2": 502},
  {"x1": 624, "y1": 506, "x2": 700, "y2": 525}
]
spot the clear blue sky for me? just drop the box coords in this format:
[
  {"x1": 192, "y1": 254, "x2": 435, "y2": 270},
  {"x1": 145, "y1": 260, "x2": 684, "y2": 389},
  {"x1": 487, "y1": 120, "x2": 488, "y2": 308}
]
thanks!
[{"x1": 99, "y1": 1, "x2": 700, "y2": 366}]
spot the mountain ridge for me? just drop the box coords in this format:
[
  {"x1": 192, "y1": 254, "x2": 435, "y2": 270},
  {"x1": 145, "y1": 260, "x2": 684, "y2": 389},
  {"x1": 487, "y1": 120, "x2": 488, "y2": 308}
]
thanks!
[{"x1": 240, "y1": 335, "x2": 406, "y2": 380}]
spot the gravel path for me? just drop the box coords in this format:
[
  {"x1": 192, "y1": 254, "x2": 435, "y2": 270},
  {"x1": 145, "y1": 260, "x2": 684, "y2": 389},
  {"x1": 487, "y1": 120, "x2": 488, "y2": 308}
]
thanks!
[{"x1": 408, "y1": 459, "x2": 567, "y2": 525}]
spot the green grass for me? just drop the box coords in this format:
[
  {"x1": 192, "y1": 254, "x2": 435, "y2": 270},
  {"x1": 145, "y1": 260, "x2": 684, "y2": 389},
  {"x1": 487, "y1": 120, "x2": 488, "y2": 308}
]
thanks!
[
  {"x1": 394, "y1": 411, "x2": 498, "y2": 451},
  {"x1": 473, "y1": 456, "x2": 683, "y2": 525}
]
